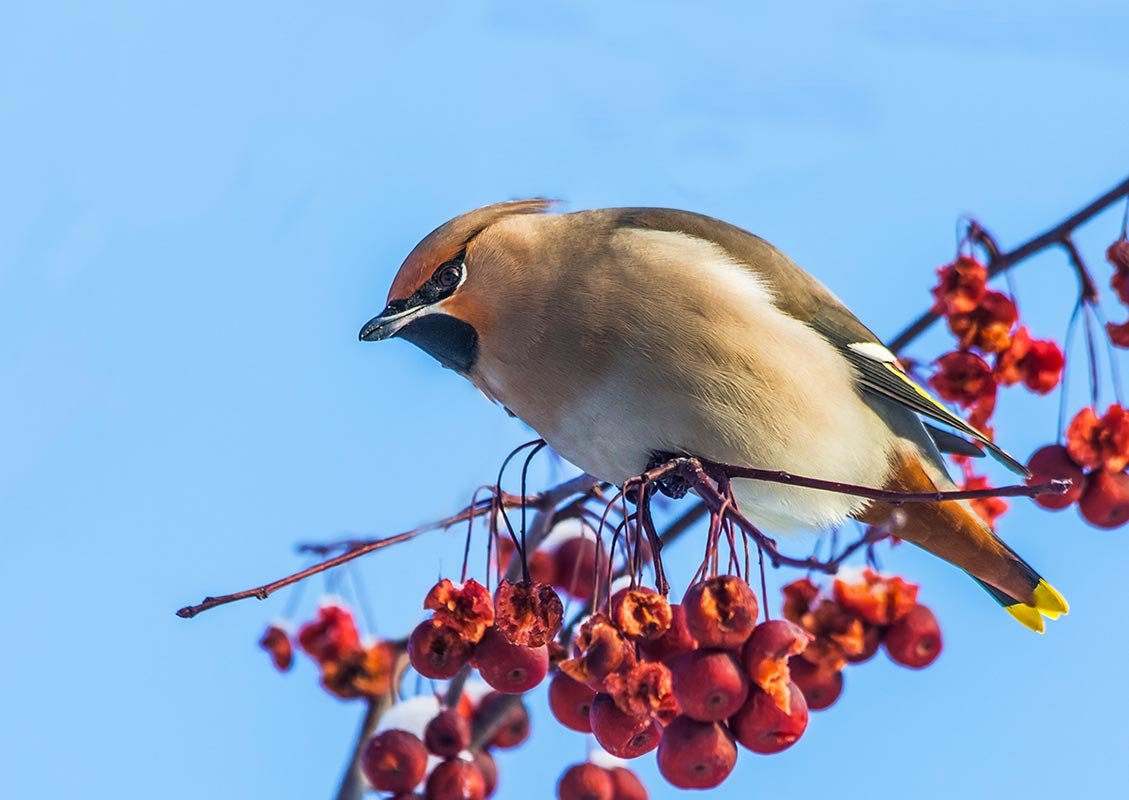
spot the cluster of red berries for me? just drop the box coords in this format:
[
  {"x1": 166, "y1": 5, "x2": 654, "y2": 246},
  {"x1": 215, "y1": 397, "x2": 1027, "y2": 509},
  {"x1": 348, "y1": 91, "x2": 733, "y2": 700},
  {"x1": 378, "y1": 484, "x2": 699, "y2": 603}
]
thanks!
[
  {"x1": 1103, "y1": 239, "x2": 1129, "y2": 346},
  {"x1": 929, "y1": 255, "x2": 1065, "y2": 434},
  {"x1": 406, "y1": 574, "x2": 565, "y2": 693},
  {"x1": 259, "y1": 602, "x2": 398, "y2": 700},
  {"x1": 1026, "y1": 403, "x2": 1129, "y2": 528},
  {"x1": 547, "y1": 575, "x2": 828, "y2": 792},
  {"x1": 359, "y1": 687, "x2": 529, "y2": 798},
  {"x1": 781, "y1": 569, "x2": 942, "y2": 712}
]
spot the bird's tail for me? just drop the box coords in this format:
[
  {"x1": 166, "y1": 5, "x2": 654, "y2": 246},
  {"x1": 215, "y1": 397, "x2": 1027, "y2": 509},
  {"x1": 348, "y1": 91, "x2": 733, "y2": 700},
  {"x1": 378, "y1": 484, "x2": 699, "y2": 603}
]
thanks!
[{"x1": 861, "y1": 450, "x2": 1069, "y2": 633}]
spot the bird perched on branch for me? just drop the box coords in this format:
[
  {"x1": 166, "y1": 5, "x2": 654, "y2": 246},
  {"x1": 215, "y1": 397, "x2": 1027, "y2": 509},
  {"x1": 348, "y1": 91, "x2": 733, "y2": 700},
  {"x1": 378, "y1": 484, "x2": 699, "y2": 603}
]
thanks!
[{"x1": 360, "y1": 200, "x2": 1067, "y2": 632}]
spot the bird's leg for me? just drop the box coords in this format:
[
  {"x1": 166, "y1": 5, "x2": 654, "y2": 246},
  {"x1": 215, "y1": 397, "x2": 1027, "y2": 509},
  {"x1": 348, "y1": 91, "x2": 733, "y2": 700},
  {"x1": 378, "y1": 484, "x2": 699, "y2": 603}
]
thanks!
[{"x1": 645, "y1": 451, "x2": 692, "y2": 499}]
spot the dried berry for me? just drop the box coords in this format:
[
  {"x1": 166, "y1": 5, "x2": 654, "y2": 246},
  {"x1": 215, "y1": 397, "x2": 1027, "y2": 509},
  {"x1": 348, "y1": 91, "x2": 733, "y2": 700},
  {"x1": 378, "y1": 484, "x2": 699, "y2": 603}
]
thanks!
[
  {"x1": 995, "y1": 327, "x2": 1064, "y2": 393},
  {"x1": 638, "y1": 603, "x2": 697, "y2": 663},
  {"x1": 259, "y1": 624, "x2": 293, "y2": 672},
  {"x1": 832, "y1": 570, "x2": 918, "y2": 626},
  {"x1": 741, "y1": 620, "x2": 810, "y2": 711},
  {"x1": 424, "y1": 578, "x2": 495, "y2": 644},
  {"x1": 610, "y1": 587, "x2": 673, "y2": 641},
  {"x1": 298, "y1": 603, "x2": 362, "y2": 663},
  {"x1": 493, "y1": 579, "x2": 563, "y2": 648},
  {"x1": 931, "y1": 255, "x2": 988, "y2": 316},
  {"x1": 604, "y1": 661, "x2": 677, "y2": 719},
  {"x1": 322, "y1": 641, "x2": 397, "y2": 699},
  {"x1": 946, "y1": 290, "x2": 1017, "y2": 353},
  {"x1": 930, "y1": 350, "x2": 997, "y2": 411},
  {"x1": 559, "y1": 614, "x2": 630, "y2": 686},
  {"x1": 1066, "y1": 405, "x2": 1129, "y2": 472}
]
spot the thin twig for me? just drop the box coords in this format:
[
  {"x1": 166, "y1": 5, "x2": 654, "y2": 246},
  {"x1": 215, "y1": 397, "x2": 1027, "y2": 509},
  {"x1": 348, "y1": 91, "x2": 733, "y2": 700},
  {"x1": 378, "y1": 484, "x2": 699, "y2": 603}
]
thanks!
[
  {"x1": 177, "y1": 475, "x2": 598, "y2": 619},
  {"x1": 890, "y1": 174, "x2": 1129, "y2": 353}
]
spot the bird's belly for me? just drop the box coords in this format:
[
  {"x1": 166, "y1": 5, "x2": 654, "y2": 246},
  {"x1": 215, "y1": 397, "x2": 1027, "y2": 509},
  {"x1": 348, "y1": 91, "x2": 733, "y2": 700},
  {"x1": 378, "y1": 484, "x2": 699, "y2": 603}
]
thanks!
[{"x1": 521, "y1": 359, "x2": 895, "y2": 535}]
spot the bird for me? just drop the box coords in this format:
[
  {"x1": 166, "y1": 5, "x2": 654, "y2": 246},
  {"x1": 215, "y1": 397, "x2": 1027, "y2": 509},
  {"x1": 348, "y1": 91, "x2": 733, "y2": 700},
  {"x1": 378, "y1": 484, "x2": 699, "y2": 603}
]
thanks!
[{"x1": 359, "y1": 199, "x2": 1068, "y2": 632}]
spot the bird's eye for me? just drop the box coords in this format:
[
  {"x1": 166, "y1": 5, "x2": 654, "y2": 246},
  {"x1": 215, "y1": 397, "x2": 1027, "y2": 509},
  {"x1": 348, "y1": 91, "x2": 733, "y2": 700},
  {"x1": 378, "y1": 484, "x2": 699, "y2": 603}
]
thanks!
[{"x1": 436, "y1": 262, "x2": 462, "y2": 289}]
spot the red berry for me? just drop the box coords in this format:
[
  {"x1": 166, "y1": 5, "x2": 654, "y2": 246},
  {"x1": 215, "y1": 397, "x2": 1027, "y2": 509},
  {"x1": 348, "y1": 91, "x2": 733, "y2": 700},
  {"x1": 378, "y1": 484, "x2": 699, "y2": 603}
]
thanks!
[
  {"x1": 360, "y1": 729, "x2": 428, "y2": 793},
  {"x1": 683, "y1": 576, "x2": 759, "y2": 649},
  {"x1": 1027, "y1": 445, "x2": 1087, "y2": 510},
  {"x1": 548, "y1": 671, "x2": 597, "y2": 733},
  {"x1": 608, "y1": 767, "x2": 648, "y2": 800},
  {"x1": 670, "y1": 649, "x2": 748, "y2": 722},
  {"x1": 656, "y1": 716, "x2": 737, "y2": 790},
  {"x1": 472, "y1": 750, "x2": 497, "y2": 798},
  {"x1": 424, "y1": 709, "x2": 472, "y2": 758},
  {"x1": 557, "y1": 763, "x2": 614, "y2": 800},
  {"x1": 638, "y1": 603, "x2": 697, "y2": 663},
  {"x1": 475, "y1": 692, "x2": 530, "y2": 749},
  {"x1": 1079, "y1": 469, "x2": 1129, "y2": 528},
  {"x1": 788, "y1": 657, "x2": 843, "y2": 711},
  {"x1": 729, "y1": 683, "x2": 808, "y2": 754},
  {"x1": 425, "y1": 758, "x2": 486, "y2": 800},
  {"x1": 883, "y1": 604, "x2": 943, "y2": 669},
  {"x1": 528, "y1": 548, "x2": 557, "y2": 585},
  {"x1": 589, "y1": 693, "x2": 661, "y2": 758},
  {"x1": 553, "y1": 537, "x2": 602, "y2": 600},
  {"x1": 409, "y1": 619, "x2": 473, "y2": 680},
  {"x1": 473, "y1": 628, "x2": 549, "y2": 693}
]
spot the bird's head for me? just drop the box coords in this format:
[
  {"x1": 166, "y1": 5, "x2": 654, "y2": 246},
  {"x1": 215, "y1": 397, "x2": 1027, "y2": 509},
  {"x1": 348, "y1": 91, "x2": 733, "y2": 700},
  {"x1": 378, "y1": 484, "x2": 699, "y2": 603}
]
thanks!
[{"x1": 358, "y1": 199, "x2": 553, "y2": 373}]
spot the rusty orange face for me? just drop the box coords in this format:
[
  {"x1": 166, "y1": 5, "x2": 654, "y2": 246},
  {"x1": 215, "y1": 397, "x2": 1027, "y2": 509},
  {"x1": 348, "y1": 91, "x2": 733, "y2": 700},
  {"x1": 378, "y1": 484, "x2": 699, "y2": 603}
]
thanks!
[{"x1": 358, "y1": 199, "x2": 551, "y2": 373}]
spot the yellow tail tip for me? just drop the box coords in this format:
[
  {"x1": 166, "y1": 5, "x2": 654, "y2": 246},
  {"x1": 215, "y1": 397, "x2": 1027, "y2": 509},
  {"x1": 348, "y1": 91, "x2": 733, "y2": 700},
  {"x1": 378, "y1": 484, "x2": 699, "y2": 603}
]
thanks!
[
  {"x1": 1033, "y1": 580, "x2": 1069, "y2": 618},
  {"x1": 1006, "y1": 603, "x2": 1046, "y2": 633},
  {"x1": 1005, "y1": 580, "x2": 1069, "y2": 633}
]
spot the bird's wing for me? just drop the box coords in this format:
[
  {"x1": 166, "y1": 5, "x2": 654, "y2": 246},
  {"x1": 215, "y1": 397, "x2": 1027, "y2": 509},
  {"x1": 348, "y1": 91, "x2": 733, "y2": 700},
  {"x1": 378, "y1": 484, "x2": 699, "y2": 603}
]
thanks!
[
  {"x1": 806, "y1": 320, "x2": 1027, "y2": 475},
  {"x1": 610, "y1": 207, "x2": 1027, "y2": 476},
  {"x1": 922, "y1": 423, "x2": 985, "y2": 459}
]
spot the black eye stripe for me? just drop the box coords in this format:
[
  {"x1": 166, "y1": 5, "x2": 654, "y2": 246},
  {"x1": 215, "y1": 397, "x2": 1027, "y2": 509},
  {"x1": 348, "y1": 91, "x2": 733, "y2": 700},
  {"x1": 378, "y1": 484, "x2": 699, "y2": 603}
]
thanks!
[{"x1": 384, "y1": 255, "x2": 465, "y2": 318}]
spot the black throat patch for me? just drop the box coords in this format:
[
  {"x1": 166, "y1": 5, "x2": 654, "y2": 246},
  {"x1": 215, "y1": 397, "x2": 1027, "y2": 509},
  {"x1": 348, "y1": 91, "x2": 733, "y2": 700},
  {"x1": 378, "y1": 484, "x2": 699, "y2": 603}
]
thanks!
[{"x1": 397, "y1": 313, "x2": 479, "y2": 374}]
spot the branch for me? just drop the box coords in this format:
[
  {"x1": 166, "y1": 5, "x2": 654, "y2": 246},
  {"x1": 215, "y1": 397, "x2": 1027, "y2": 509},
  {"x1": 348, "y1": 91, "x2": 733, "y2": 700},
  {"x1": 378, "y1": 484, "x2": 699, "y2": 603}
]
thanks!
[
  {"x1": 635, "y1": 457, "x2": 1067, "y2": 576},
  {"x1": 695, "y1": 458, "x2": 1067, "y2": 505},
  {"x1": 889, "y1": 174, "x2": 1129, "y2": 353},
  {"x1": 176, "y1": 474, "x2": 598, "y2": 619}
]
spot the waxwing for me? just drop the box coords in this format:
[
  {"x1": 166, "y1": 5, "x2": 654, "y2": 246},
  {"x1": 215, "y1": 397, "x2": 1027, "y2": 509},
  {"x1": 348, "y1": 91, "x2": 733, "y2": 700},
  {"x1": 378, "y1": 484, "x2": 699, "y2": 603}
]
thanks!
[{"x1": 360, "y1": 200, "x2": 1067, "y2": 632}]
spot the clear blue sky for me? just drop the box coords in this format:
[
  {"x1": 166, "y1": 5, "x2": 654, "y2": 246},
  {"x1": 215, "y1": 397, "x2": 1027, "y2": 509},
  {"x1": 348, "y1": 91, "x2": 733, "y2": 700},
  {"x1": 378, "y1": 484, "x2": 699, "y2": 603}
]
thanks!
[{"x1": 3, "y1": 2, "x2": 1128, "y2": 798}]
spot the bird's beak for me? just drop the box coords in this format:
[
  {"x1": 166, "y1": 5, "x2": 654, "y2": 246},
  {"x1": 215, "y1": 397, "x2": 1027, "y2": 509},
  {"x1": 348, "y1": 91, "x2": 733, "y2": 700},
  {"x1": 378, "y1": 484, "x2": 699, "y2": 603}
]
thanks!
[{"x1": 358, "y1": 305, "x2": 422, "y2": 342}]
